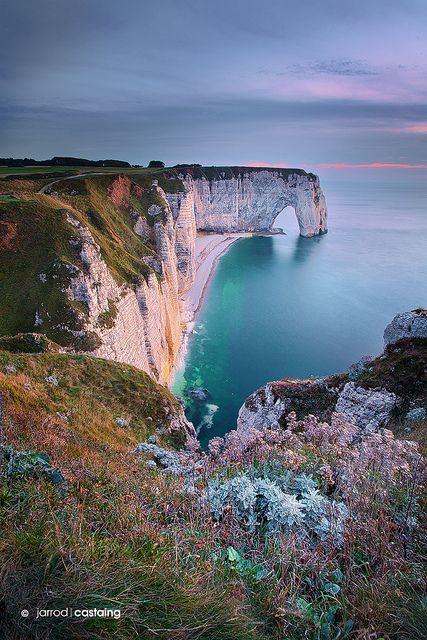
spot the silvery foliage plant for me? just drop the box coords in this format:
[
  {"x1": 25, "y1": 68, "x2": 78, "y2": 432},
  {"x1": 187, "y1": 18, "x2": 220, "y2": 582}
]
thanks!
[{"x1": 206, "y1": 469, "x2": 348, "y2": 547}]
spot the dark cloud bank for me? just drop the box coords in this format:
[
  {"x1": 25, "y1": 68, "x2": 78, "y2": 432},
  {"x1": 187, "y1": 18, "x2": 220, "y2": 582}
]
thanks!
[{"x1": 1, "y1": 0, "x2": 426, "y2": 168}]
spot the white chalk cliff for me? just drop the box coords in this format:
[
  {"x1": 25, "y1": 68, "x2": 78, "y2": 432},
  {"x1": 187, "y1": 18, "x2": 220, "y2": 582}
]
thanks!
[{"x1": 63, "y1": 168, "x2": 327, "y2": 384}]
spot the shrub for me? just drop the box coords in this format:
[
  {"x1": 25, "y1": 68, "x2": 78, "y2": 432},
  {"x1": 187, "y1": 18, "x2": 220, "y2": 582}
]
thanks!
[
  {"x1": 1, "y1": 445, "x2": 65, "y2": 485},
  {"x1": 206, "y1": 470, "x2": 348, "y2": 546}
]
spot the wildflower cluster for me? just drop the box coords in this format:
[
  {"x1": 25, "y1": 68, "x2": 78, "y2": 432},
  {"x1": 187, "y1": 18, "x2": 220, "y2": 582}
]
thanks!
[
  {"x1": 203, "y1": 412, "x2": 424, "y2": 551},
  {"x1": 208, "y1": 425, "x2": 304, "y2": 469}
]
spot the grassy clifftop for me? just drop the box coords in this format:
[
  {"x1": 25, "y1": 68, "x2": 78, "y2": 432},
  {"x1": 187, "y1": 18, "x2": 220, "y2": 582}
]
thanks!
[
  {"x1": 0, "y1": 195, "x2": 88, "y2": 347},
  {"x1": 0, "y1": 172, "x2": 183, "y2": 351},
  {"x1": 0, "y1": 343, "x2": 425, "y2": 640},
  {"x1": 165, "y1": 165, "x2": 317, "y2": 182},
  {"x1": 0, "y1": 347, "x2": 189, "y2": 453}
]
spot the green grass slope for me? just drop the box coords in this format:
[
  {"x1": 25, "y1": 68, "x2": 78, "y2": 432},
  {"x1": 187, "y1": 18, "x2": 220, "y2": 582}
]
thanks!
[
  {"x1": 0, "y1": 171, "x2": 185, "y2": 350},
  {"x1": 0, "y1": 348, "x2": 188, "y2": 453},
  {"x1": 0, "y1": 195, "x2": 90, "y2": 347},
  {"x1": 0, "y1": 346, "x2": 425, "y2": 640}
]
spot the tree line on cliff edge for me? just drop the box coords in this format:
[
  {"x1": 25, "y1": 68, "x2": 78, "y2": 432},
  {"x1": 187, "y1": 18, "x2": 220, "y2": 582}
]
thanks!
[{"x1": 0, "y1": 157, "x2": 205, "y2": 168}]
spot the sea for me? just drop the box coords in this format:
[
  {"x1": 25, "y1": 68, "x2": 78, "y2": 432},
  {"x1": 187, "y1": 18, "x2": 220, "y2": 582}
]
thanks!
[{"x1": 172, "y1": 170, "x2": 427, "y2": 448}]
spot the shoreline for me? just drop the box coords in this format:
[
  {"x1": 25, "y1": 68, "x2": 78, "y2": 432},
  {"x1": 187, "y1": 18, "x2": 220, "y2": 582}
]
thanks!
[
  {"x1": 172, "y1": 231, "x2": 285, "y2": 384},
  {"x1": 172, "y1": 233, "x2": 248, "y2": 382},
  {"x1": 185, "y1": 233, "x2": 246, "y2": 319}
]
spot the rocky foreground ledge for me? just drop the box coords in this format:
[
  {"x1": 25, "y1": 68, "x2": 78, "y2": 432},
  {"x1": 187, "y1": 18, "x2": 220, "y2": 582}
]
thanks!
[
  {"x1": 131, "y1": 309, "x2": 426, "y2": 480},
  {"x1": 238, "y1": 309, "x2": 427, "y2": 437}
]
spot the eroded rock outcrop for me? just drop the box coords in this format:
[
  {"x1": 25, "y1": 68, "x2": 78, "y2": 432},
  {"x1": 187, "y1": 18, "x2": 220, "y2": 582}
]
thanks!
[
  {"x1": 184, "y1": 169, "x2": 327, "y2": 238},
  {"x1": 238, "y1": 375, "x2": 399, "y2": 435},
  {"x1": 0, "y1": 167, "x2": 326, "y2": 386},
  {"x1": 335, "y1": 382, "x2": 397, "y2": 433},
  {"x1": 238, "y1": 383, "x2": 288, "y2": 432},
  {"x1": 384, "y1": 309, "x2": 427, "y2": 347},
  {"x1": 238, "y1": 311, "x2": 426, "y2": 437},
  {"x1": 238, "y1": 378, "x2": 344, "y2": 432}
]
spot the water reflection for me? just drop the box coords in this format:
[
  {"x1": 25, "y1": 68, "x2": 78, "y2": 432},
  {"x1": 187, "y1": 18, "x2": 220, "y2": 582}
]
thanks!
[{"x1": 290, "y1": 233, "x2": 325, "y2": 264}]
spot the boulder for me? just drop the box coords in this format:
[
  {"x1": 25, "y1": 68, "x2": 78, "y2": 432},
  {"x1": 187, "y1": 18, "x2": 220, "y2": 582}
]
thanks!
[
  {"x1": 384, "y1": 309, "x2": 427, "y2": 347},
  {"x1": 238, "y1": 378, "x2": 343, "y2": 432},
  {"x1": 335, "y1": 382, "x2": 397, "y2": 433}
]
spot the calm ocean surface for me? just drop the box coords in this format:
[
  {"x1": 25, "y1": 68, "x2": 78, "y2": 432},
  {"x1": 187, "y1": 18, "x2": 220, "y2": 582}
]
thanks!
[{"x1": 172, "y1": 173, "x2": 427, "y2": 447}]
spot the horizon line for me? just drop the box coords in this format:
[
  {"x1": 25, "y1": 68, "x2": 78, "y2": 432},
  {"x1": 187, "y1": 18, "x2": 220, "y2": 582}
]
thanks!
[{"x1": 246, "y1": 161, "x2": 427, "y2": 170}]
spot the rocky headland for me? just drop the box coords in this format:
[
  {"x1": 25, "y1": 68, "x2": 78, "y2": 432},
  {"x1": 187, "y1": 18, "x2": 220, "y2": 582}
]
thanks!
[
  {"x1": 0, "y1": 166, "x2": 327, "y2": 385},
  {"x1": 238, "y1": 308, "x2": 427, "y2": 440},
  {"x1": 1, "y1": 168, "x2": 426, "y2": 640}
]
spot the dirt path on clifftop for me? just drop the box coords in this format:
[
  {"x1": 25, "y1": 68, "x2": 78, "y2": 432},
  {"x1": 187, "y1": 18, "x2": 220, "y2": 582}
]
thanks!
[{"x1": 38, "y1": 172, "x2": 111, "y2": 194}]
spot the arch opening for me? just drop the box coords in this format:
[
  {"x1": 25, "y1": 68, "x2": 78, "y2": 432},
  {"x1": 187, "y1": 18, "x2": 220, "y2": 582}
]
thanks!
[{"x1": 270, "y1": 205, "x2": 300, "y2": 235}]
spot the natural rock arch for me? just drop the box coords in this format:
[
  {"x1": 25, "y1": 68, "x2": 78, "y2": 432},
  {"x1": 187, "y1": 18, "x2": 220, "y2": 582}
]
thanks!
[
  {"x1": 271, "y1": 205, "x2": 300, "y2": 233},
  {"x1": 185, "y1": 169, "x2": 327, "y2": 238}
]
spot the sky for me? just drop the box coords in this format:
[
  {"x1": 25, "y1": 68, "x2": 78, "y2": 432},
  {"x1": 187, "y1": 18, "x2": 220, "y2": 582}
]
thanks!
[{"x1": 1, "y1": 0, "x2": 427, "y2": 172}]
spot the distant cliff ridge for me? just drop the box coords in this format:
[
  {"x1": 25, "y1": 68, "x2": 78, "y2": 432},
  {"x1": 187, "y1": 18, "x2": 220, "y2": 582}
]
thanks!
[
  {"x1": 0, "y1": 167, "x2": 327, "y2": 383},
  {"x1": 0, "y1": 156, "x2": 132, "y2": 168}
]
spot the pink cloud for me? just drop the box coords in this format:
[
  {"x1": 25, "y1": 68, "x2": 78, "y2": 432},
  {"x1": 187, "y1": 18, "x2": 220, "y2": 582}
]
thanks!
[
  {"x1": 402, "y1": 123, "x2": 427, "y2": 133},
  {"x1": 319, "y1": 163, "x2": 427, "y2": 169},
  {"x1": 245, "y1": 162, "x2": 290, "y2": 168},
  {"x1": 254, "y1": 65, "x2": 427, "y2": 106},
  {"x1": 244, "y1": 162, "x2": 427, "y2": 170}
]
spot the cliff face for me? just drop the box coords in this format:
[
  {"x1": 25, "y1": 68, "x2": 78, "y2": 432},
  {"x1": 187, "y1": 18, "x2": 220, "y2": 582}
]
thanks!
[
  {"x1": 0, "y1": 167, "x2": 327, "y2": 386},
  {"x1": 166, "y1": 188, "x2": 197, "y2": 292},
  {"x1": 64, "y1": 179, "x2": 188, "y2": 385},
  {"x1": 108, "y1": 168, "x2": 326, "y2": 382}
]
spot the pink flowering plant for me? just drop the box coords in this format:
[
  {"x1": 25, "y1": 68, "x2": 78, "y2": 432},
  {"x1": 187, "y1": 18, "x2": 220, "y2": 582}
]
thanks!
[{"x1": 198, "y1": 411, "x2": 426, "y2": 638}]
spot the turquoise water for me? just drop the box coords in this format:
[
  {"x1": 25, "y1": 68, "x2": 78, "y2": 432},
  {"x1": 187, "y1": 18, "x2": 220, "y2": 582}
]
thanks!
[{"x1": 173, "y1": 174, "x2": 427, "y2": 447}]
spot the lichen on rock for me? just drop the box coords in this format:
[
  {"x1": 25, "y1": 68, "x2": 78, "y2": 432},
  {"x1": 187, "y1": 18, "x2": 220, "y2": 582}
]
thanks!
[
  {"x1": 384, "y1": 308, "x2": 427, "y2": 347},
  {"x1": 335, "y1": 382, "x2": 397, "y2": 433}
]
